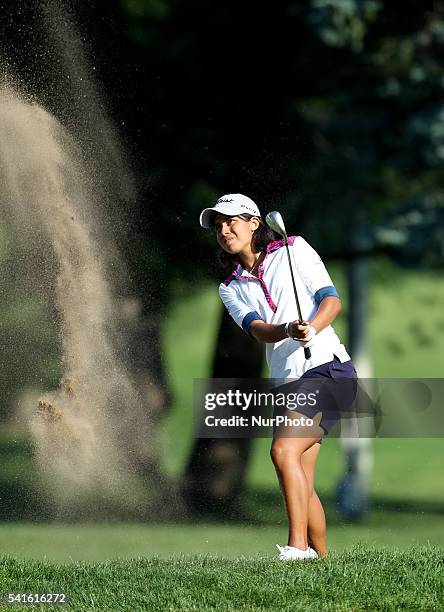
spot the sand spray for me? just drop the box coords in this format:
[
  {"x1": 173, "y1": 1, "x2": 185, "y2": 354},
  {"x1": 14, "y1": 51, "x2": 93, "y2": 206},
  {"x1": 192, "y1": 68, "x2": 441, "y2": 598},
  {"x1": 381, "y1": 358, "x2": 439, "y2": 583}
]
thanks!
[{"x1": 0, "y1": 79, "x2": 167, "y2": 518}]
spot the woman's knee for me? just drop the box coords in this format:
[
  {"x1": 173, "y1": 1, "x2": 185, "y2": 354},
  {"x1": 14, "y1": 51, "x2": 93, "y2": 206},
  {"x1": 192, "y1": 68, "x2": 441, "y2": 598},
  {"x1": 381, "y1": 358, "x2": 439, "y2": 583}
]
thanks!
[{"x1": 270, "y1": 440, "x2": 299, "y2": 470}]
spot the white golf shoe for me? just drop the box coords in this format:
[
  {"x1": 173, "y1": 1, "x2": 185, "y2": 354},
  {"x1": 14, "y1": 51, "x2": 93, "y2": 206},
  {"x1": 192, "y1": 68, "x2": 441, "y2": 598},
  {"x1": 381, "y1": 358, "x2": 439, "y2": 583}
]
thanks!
[
  {"x1": 276, "y1": 544, "x2": 318, "y2": 560},
  {"x1": 307, "y1": 546, "x2": 319, "y2": 559}
]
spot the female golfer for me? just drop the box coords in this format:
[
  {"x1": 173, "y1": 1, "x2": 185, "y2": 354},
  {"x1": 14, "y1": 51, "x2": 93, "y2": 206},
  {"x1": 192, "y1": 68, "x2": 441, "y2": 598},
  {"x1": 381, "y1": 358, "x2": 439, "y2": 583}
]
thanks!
[{"x1": 199, "y1": 193, "x2": 357, "y2": 560}]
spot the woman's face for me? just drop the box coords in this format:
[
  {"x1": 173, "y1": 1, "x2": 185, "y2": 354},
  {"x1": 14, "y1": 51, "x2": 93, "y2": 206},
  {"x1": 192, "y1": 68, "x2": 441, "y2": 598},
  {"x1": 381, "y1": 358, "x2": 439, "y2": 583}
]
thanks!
[{"x1": 213, "y1": 213, "x2": 260, "y2": 254}]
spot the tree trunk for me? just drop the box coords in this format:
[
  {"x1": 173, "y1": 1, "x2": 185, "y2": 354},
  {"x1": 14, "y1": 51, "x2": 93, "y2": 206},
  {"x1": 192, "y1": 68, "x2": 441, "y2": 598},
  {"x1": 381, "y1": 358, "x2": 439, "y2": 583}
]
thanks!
[{"x1": 182, "y1": 307, "x2": 264, "y2": 516}]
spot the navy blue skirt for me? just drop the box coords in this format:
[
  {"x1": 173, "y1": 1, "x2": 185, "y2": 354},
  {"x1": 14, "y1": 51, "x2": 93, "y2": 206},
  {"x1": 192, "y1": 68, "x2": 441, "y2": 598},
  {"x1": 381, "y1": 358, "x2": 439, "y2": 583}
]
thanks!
[{"x1": 273, "y1": 356, "x2": 358, "y2": 436}]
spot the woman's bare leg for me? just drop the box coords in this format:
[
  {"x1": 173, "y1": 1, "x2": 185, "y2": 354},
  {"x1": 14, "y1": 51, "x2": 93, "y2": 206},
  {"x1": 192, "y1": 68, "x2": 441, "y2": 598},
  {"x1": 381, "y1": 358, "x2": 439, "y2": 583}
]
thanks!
[
  {"x1": 301, "y1": 442, "x2": 328, "y2": 556},
  {"x1": 271, "y1": 439, "x2": 311, "y2": 549},
  {"x1": 271, "y1": 422, "x2": 324, "y2": 551}
]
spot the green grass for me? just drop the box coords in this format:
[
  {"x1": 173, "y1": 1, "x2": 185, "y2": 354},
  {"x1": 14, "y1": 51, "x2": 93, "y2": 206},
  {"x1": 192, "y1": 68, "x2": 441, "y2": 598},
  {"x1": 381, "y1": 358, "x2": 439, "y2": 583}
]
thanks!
[
  {"x1": 0, "y1": 514, "x2": 442, "y2": 564},
  {"x1": 248, "y1": 438, "x2": 444, "y2": 502},
  {"x1": 0, "y1": 547, "x2": 442, "y2": 611}
]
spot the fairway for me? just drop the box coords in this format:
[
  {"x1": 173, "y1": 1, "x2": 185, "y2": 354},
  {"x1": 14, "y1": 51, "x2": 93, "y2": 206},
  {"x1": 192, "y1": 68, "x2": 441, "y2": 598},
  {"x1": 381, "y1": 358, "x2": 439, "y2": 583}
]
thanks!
[
  {"x1": 0, "y1": 515, "x2": 442, "y2": 563},
  {"x1": 0, "y1": 547, "x2": 442, "y2": 611}
]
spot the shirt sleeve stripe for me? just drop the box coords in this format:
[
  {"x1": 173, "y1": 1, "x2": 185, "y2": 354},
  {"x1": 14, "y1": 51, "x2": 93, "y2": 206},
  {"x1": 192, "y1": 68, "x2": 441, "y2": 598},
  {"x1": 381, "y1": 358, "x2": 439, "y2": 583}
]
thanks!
[
  {"x1": 242, "y1": 311, "x2": 263, "y2": 337},
  {"x1": 314, "y1": 285, "x2": 339, "y2": 307}
]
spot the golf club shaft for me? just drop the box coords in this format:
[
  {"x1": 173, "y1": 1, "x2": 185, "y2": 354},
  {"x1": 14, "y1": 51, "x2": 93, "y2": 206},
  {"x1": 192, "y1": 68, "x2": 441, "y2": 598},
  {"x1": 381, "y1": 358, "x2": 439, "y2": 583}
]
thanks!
[{"x1": 284, "y1": 240, "x2": 311, "y2": 360}]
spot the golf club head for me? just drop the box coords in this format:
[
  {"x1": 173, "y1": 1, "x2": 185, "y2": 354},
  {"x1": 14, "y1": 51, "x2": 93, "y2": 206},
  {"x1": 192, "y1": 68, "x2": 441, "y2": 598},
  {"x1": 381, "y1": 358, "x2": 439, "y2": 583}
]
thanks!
[{"x1": 265, "y1": 211, "x2": 287, "y2": 239}]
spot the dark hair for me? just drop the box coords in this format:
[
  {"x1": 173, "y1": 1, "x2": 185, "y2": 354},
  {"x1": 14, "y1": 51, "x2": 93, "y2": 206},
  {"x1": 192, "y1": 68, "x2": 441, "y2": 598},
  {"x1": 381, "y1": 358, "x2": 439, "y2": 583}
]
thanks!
[{"x1": 215, "y1": 214, "x2": 278, "y2": 273}]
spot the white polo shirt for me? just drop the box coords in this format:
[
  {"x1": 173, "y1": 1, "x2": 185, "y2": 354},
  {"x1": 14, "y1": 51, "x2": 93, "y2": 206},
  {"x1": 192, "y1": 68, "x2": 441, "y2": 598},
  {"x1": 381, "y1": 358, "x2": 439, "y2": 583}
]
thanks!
[{"x1": 219, "y1": 236, "x2": 350, "y2": 379}]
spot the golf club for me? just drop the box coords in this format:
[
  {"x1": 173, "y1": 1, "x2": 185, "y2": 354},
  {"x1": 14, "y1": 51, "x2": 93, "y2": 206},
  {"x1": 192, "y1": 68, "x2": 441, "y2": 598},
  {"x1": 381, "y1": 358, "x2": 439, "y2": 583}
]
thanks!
[{"x1": 265, "y1": 211, "x2": 311, "y2": 360}]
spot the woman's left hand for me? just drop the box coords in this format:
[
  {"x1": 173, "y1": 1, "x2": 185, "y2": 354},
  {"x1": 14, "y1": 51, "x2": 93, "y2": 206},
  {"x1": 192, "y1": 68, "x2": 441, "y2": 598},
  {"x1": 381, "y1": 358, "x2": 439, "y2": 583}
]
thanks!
[{"x1": 289, "y1": 321, "x2": 314, "y2": 341}]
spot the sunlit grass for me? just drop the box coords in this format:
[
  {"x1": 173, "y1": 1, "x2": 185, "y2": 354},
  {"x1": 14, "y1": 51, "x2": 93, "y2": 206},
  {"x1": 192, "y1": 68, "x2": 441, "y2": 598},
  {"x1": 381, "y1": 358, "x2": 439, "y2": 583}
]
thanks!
[{"x1": 0, "y1": 547, "x2": 442, "y2": 611}]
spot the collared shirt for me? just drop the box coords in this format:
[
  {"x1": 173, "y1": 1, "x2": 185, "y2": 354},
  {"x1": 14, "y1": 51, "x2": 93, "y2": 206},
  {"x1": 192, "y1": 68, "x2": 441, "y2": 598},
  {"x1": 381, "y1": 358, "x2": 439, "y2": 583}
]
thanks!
[{"x1": 219, "y1": 236, "x2": 350, "y2": 379}]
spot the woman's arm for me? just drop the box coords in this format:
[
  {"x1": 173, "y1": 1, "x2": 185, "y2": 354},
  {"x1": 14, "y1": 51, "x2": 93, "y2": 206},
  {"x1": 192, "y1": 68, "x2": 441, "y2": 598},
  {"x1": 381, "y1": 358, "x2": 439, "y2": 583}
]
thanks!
[
  {"x1": 249, "y1": 320, "x2": 288, "y2": 343},
  {"x1": 309, "y1": 296, "x2": 342, "y2": 333},
  {"x1": 249, "y1": 296, "x2": 342, "y2": 343}
]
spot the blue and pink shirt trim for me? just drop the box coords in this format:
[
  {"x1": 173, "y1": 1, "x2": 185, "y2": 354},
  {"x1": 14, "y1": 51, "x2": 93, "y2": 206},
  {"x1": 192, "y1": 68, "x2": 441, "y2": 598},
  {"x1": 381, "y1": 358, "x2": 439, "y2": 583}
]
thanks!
[
  {"x1": 222, "y1": 236, "x2": 338, "y2": 337},
  {"x1": 222, "y1": 238, "x2": 298, "y2": 312}
]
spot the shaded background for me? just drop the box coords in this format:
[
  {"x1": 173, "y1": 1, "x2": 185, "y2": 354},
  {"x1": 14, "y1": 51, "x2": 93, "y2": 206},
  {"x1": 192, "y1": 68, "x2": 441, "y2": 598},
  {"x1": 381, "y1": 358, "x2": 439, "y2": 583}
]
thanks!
[{"x1": 0, "y1": 0, "x2": 443, "y2": 558}]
